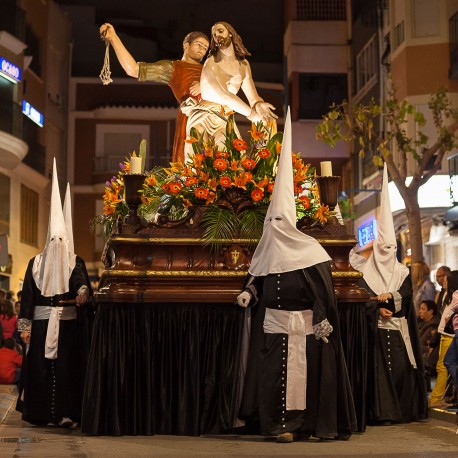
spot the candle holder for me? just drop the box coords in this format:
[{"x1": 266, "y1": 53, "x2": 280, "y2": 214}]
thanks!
[
  {"x1": 316, "y1": 176, "x2": 341, "y2": 225},
  {"x1": 123, "y1": 174, "x2": 145, "y2": 226}
]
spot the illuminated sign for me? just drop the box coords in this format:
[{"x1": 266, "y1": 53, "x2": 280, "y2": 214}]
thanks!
[
  {"x1": 358, "y1": 219, "x2": 377, "y2": 248},
  {"x1": 22, "y1": 100, "x2": 44, "y2": 127},
  {"x1": 0, "y1": 57, "x2": 21, "y2": 83}
]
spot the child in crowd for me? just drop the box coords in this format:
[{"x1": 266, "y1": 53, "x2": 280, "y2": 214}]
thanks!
[
  {"x1": 0, "y1": 300, "x2": 18, "y2": 339},
  {"x1": 0, "y1": 337, "x2": 23, "y2": 384}
]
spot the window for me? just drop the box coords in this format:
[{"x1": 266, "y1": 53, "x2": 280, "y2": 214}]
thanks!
[
  {"x1": 0, "y1": 173, "x2": 10, "y2": 236},
  {"x1": 355, "y1": 35, "x2": 378, "y2": 94},
  {"x1": 394, "y1": 21, "x2": 405, "y2": 49},
  {"x1": 412, "y1": 0, "x2": 439, "y2": 38},
  {"x1": 95, "y1": 124, "x2": 150, "y2": 174},
  {"x1": 298, "y1": 74, "x2": 347, "y2": 120},
  {"x1": 20, "y1": 184, "x2": 38, "y2": 247},
  {"x1": 297, "y1": 0, "x2": 346, "y2": 21}
]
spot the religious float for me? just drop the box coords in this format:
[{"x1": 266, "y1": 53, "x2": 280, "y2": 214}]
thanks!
[{"x1": 82, "y1": 118, "x2": 369, "y2": 436}]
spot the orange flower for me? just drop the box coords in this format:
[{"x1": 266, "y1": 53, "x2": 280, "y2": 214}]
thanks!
[
  {"x1": 234, "y1": 173, "x2": 249, "y2": 189},
  {"x1": 193, "y1": 153, "x2": 204, "y2": 168},
  {"x1": 141, "y1": 196, "x2": 153, "y2": 204},
  {"x1": 299, "y1": 195, "x2": 310, "y2": 209},
  {"x1": 194, "y1": 187, "x2": 209, "y2": 199},
  {"x1": 241, "y1": 158, "x2": 256, "y2": 170},
  {"x1": 161, "y1": 183, "x2": 170, "y2": 193},
  {"x1": 185, "y1": 137, "x2": 198, "y2": 143},
  {"x1": 275, "y1": 142, "x2": 282, "y2": 154},
  {"x1": 251, "y1": 189, "x2": 264, "y2": 202},
  {"x1": 103, "y1": 204, "x2": 115, "y2": 215},
  {"x1": 230, "y1": 159, "x2": 241, "y2": 171},
  {"x1": 216, "y1": 151, "x2": 229, "y2": 159},
  {"x1": 199, "y1": 170, "x2": 209, "y2": 181},
  {"x1": 185, "y1": 177, "x2": 198, "y2": 186},
  {"x1": 206, "y1": 191, "x2": 217, "y2": 204},
  {"x1": 293, "y1": 157, "x2": 304, "y2": 170},
  {"x1": 249, "y1": 124, "x2": 264, "y2": 141},
  {"x1": 245, "y1": 172, "x2": 253, "y2": 181},
  {"x1": 255, "y1": 176, "x2": 269, "y2": 190},
  {"x1": 169, "y1": 182, "x2": 183, "y2": 194},
  {"x1": 213, "y1": 158, "x2": 228, "y2": 171},
  {"x1": 267, "y1": 182, "x2": 274, "y2": 193},
  {"x1": 257, "y1": 148, "x2": 271, "y2": 159},
  {"x1": 232, "y1": 138, "x2": 247, "y2": 151},
  {"x1": 294, "y1": 185, "x2": 303, "y2": 195},
  {"x1": 145, "y1": 176, "x2": 157, "y2": 186},
  {"x1": 219, "y1": 176, "x2": 232, "y2": 187},
  {"x1": 204, "y1": 146, "x2": 214, "y2": 158},
  {"x1": 314, "y1": 204, "x2": 329, "y2": 224},
  {"x1": 207, "y1": 177, "x2": 218, "y2": 191}
]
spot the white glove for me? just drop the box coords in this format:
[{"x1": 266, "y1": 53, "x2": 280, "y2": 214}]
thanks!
[{"x1": 237, "y1": 291, "x2": 251, "y2": 308}]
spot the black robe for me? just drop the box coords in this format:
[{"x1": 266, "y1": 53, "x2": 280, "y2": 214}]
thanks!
[
  {"x1": 239, "y1": 261, "x2": 357, "y2": 439},
  {"x1": 361, "y1": 276, "x2": 428, "y2": 423},
  {"x1": 17, "y1": 255, "x2": 93, "y2": 425}
]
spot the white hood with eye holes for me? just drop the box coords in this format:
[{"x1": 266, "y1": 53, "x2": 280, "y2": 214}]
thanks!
[
  {"x1": 351, "y1": 163, "x2": 409, "y2": 295},
  {"x1": 32, "y1": 158, "x2": 76, "y2": 297},
  {"x1": 248, "y1": 109, "x2": 331, "y2": 277}
]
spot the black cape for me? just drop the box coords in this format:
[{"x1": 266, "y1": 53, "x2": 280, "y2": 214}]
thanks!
[
  {"x1": 17, "y1": 255, "x2": 93, "y2": 425},
  {"x1": 361, "y1": 276, "x2": 428, "y2": 423},
  {"x1": 239, "y1": 261, "x2": 357, "y2": 439}
]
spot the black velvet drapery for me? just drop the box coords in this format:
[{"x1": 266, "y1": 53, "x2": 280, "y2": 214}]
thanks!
[
  {"x1": 338, "y1": 301, "x2": 368, "y2": 432},
  {"x1": 81, "y1": 302, "x2": 245, "y2": 436}
]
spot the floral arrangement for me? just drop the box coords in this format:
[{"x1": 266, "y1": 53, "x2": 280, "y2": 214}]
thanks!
[{"x1": 93, "y1": 116, "x2": 331, "y2": 243}]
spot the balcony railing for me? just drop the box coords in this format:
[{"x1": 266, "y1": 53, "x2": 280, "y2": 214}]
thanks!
[
  {"x1": 296, "y1": 0, "x2": 346, "y2": 21},
  {"x1": 0, "y1": 0, "x2": 25, "y2": 41}
]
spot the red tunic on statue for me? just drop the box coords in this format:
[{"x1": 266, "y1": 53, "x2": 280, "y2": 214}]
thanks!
[{"x1": 168, "y1": 61, "x2": 202, "y2": 162}]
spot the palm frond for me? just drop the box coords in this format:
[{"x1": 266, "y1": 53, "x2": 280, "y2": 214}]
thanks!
[
  {"x1": 238, "y1": 207, "x2": 267, "y2": 248},
  {"x1": 201, "y1": 206, "x2": 240, "y2": 251}
]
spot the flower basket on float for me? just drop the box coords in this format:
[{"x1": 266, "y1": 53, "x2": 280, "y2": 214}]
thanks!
[{"x1": 93, "y1": 115, "x2": 333, "y2": 251}]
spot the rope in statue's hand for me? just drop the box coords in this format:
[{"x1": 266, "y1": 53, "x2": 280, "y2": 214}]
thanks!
[{"x1": 99, "y1": 28, "x2": 113, "y2": 85}]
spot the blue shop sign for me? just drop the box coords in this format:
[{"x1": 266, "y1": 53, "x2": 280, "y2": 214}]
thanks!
[
  {"x1": 358, "y1": 219, "x2": 377, "y2": 248},
  {"x1": 22, "y1": 100, "x2": 44, "y2": 127},
  {"x1": 0, "y1": 57, "x2": 21, "y2": 83}
]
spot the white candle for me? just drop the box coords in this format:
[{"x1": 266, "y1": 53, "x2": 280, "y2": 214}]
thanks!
[
  {"x1": 320, "y1": 161, "x2": 333, "y2": 177},
  {"x1": 131, "y1": 156, "x2": 142, "y2": 174}
]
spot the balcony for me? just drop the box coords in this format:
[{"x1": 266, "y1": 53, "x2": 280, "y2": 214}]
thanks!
[{"x1": 0, "y1": 99, "x2": 28, "y2": 170}]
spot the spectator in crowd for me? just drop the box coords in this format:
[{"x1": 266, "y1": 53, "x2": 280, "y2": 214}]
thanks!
[
  {"x1": 0, "y1": 299, "x2": 18, "y2": 339},
  {"x1": 413, "y1": 262, "x2": 436, "y2": 316},
  {"x1": 429, "y1": 270, "x2": 456, "y2": 407},
  {"x1": 14, "y1": 291, "x2": 21, "y2": 316},
  {"x1": 0, "y1": 289, "x2": 6, "y2": 302},
  {"x1": 0, "y1": 337, "x2": 23, "y2": 385},
  {"x1": 418, "y1": 300, "x2": 440, "y2": 390},
  {"x1": 435, "y1": 266, "x2": 451, "y2": 312}
]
